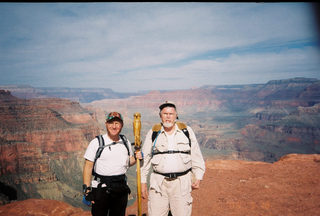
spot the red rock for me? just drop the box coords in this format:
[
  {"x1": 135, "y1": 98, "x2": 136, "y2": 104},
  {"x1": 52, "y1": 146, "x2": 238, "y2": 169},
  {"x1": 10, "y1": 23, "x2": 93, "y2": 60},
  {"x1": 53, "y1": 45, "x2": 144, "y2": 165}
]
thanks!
[
  {"x1": 0, "y1": 154, "x2": 319, "y2": 216},
  {"x1": 0, "y1": 90, "x2": 100, "y2": 203},
  {"x1": 0, "y1": 199, "x2": 90, "y2": 216}
]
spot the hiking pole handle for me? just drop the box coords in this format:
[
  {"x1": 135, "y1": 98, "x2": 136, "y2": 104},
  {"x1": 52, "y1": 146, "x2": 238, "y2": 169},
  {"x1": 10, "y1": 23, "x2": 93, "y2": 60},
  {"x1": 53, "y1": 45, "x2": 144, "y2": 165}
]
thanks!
[
  {"x1": 133, "y1": 112, "x2": 141, "y2": 148},
  {"x1": 133, "y1": 112, "x2": 142, "y2": 216}
]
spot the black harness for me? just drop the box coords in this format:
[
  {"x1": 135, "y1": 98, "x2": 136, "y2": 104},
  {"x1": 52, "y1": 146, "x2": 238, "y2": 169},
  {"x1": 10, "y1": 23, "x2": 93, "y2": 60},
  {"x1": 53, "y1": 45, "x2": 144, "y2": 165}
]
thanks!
[
  {"x1": 151, "y1": 124, "x2": 192, "y2": 179},
  {"x1": 153, "y1": 168, "x2": 192, "y2": 179}
]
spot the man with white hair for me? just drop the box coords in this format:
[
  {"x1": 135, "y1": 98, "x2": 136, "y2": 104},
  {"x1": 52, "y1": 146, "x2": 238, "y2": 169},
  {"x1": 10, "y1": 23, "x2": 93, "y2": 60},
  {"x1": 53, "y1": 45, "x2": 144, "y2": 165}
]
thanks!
[{"x1": 140, "y1": 101, "x2": 205, "y2": 216}]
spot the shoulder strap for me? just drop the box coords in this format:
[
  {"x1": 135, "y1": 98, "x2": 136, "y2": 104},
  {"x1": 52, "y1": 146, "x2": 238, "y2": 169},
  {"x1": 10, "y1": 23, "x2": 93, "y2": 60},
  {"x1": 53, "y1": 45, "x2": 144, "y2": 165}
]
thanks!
[
  {"x1": 92, "y1": 134, "x2": 130, "y2": 176},
  {"x1": 152, "y1": 123, "x2": 162, "y2": 142},
  {"x1": 92, "y1": 135, "x2": 105, "y2": 175},
  {"x1": 176, "y1": 122, "x2": 191, "y2": 147},
  {"x1": 151, "y1": 122, "x2": 191, "y2": 158},
  {"x1": 94, "y1": 135, "x2": 105, "y2": 161},
  {"x1": 151, "y1": 122, "x2": 191, "y2": 145},
  {"x1": 119, "y1": 134, "x2": 131, "y2": 156}
]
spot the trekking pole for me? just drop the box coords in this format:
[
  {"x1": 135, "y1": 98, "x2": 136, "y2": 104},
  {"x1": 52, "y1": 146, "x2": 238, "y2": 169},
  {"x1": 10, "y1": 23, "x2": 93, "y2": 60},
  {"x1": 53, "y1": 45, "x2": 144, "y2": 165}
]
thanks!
[{"x1": 133, "y1": 113, "x2": 142, "y2": 216}]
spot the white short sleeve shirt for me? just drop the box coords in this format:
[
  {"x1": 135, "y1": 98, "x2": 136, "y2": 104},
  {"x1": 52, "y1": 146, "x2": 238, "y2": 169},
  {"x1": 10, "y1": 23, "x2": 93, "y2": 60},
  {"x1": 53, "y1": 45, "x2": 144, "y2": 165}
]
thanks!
[{"x1": 84, "y1": 133, "x2": 133, "y2": 187}]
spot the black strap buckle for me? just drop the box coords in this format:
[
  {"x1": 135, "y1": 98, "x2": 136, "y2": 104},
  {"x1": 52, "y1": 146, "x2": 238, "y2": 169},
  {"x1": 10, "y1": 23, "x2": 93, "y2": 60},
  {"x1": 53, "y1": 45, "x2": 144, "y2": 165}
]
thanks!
[{"x1": 167, "y1": 173, "x2": 177, "y2": 179}]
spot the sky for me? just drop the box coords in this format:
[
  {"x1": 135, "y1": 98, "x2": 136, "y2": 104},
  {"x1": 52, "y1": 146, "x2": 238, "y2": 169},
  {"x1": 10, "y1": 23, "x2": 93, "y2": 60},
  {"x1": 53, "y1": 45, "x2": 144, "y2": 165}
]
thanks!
[{"x1": 0, "y1": 2, "x2": 320, "y2": 93}]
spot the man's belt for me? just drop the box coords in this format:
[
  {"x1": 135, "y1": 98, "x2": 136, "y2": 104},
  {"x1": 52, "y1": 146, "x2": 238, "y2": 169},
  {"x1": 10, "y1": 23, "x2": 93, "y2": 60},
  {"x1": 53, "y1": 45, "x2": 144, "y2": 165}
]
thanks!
[
  {"x1": 153, "y1": 168, "x2": 192, "y2": 179},
  {"x1": 93, "y1": 173, "x2": 126, "y2": 184}
]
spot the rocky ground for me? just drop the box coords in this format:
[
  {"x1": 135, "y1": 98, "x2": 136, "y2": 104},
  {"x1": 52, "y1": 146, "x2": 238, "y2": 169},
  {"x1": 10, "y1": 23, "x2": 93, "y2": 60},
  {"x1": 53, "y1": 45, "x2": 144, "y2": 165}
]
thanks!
[{"x1": 1, "y1": 153, "x2": 319, "y2": 216}]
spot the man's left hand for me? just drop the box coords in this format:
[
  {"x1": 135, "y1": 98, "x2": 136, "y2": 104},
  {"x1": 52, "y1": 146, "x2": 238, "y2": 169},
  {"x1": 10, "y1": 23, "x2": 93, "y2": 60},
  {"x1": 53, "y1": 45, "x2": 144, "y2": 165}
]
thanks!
[
  {"x1": 135, "y1": 151, "x2": 143, "y2": 160},
  {"x1": 192, "y1": 179, "x2": 201, "y2": 190}
]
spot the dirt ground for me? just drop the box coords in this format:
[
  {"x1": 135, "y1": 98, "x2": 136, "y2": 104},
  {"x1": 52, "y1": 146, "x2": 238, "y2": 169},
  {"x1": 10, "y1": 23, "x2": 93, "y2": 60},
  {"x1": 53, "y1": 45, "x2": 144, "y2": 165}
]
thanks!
[
  {"x1": 1, "y1": 154, "x2": 319, "y2": 216},
  {"x1": 127, "y1": 154, "x2": 320, "y2": 216}
]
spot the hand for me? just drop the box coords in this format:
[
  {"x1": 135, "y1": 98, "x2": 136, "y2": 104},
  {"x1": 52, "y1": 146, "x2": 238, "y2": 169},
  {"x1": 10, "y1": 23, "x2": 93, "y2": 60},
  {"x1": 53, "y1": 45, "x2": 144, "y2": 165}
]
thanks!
[
  {"x1": 82, "y1": 184, "x2": 95, "y2": 204},
  {"x1": 141, "y1": 183, "x2": 148, "y2": 199},
  {"x1": 83, "y1": 184, "x2": 91, "y2": 195},
  {"x1": 135, "y1": 150, "x2": 143, "y2": 160},
  {"x1": 192, "y1": 179, "x2": 201, "y2": 190}
]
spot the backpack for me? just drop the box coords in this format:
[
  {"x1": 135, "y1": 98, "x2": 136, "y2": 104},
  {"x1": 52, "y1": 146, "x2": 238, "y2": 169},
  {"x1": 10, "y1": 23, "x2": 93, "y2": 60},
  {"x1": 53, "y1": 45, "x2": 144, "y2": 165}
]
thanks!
[
  {"x1": 151, "y1": 122, "x2": 191, "y2": 157},
  {"x1": 92, "y1": 134, "x2": 131, "y2": 176}
]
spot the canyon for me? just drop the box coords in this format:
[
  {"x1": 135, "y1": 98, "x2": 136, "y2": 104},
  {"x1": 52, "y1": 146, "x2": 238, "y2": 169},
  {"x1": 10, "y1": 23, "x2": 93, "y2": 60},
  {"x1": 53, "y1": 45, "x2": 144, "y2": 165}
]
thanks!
[
  {"x1": 0, "y1": 77, "x2": 320, "y2": 212},
  {"x1": 0, "y1": 90, "x2": 101, "y2": 207},
  {"x1": 84, "y1": 77, "x2": 320, "y2": 162}
]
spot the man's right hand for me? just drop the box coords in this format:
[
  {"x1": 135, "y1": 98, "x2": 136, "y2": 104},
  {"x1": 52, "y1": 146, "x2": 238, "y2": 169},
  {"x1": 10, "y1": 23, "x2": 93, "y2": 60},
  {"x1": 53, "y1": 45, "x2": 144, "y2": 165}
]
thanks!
[{"x1": 141, "y1": 183, "x2": 148, "y2": 199}]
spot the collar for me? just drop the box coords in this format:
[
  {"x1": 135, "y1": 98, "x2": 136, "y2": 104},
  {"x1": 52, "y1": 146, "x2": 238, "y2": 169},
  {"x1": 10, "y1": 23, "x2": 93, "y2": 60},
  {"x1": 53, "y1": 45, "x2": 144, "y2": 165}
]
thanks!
[{"x1": 161, "y1": 124, "x2": 181, "y2": 135}]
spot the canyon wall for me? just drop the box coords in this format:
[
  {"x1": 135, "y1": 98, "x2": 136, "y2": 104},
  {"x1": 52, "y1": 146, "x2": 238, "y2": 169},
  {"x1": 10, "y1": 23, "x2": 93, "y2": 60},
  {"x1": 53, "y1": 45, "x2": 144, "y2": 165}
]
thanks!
[
  {"x1": 0, "y1": 90, "x2": 101, "y2": 206},
  {"x1": 84, "y1": 77, "x2": 320, "y2": 162},
  {"x1": 1, "y1": 77, "x2": 320, "y2": 209}
]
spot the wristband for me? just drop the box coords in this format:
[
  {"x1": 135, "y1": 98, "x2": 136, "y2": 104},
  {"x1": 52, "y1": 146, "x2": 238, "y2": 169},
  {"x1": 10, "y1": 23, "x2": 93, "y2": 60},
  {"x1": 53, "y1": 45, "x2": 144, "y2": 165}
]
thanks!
[{"x1": 82, "y1": 184, "x2": 91, "y2": 194}]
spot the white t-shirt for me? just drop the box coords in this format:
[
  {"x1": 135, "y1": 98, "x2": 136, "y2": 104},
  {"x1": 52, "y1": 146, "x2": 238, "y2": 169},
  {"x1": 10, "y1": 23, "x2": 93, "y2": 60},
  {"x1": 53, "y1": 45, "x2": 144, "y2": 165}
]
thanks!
[{"x1": 84, "y1": 133, "x2": 133, "y2": 187}]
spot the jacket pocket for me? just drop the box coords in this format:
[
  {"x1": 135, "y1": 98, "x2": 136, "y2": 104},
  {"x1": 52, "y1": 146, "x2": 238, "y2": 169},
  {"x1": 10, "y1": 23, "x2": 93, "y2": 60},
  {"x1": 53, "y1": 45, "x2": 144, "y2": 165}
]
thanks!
[
  {"x1": 151, "y1": 155, "x2": 162, "y2": 166},
  {"x1": 180, "y1": 154, "x2": 191, "y2": 164}
]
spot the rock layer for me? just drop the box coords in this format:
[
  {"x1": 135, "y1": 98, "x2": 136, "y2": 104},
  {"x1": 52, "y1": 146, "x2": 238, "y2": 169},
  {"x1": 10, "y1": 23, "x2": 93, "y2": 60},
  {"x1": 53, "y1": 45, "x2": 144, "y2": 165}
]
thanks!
[{"x1": 0, "y1": 90, "x2": 100, "y2": 206}]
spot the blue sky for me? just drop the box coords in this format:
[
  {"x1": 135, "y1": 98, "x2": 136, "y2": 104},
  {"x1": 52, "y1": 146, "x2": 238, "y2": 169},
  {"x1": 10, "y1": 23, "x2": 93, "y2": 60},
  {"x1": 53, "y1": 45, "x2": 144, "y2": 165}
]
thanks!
[{"x1": 0, "y1": 3, "x2": 319, "y2": 92}]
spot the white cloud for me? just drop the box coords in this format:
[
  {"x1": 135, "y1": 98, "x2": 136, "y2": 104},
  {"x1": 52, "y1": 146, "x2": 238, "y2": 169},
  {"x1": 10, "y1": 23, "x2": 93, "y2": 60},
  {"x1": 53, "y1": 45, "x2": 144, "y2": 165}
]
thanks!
[{"x1": 0, "y1": 3, "x2": 319, "y2": 92}]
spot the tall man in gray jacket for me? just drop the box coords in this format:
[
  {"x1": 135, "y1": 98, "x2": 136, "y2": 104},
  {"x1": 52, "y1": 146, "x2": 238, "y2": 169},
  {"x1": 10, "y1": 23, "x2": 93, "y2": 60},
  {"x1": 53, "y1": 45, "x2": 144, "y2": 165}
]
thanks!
[{"x1": 141, "y1": 101, "x2": 205, "y2": 216}]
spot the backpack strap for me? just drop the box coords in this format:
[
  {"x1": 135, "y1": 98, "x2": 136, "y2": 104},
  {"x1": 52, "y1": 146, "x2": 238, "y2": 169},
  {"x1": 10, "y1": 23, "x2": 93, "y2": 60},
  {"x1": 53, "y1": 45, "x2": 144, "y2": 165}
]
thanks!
[
  {"x1": 151, "y1": 123, "x2": 162, "y2": 157},
  {"x1": 95, "y1": 135, "x2": 105, "y2": 159},
  {"x1": 119, "y1": 134, "x2": 131, "y2": 156},
  {"x1": 152, "y1": 123, "x2": 162, "y2": 142},
  {"x1": 151, "y1": 122, "x2": 191, "y2": 157},
  {"x1": 92, "y1": 135, "x2": 105, "y2": 175},
  {"x1": 92, "y1": 134, "x2": 131, "y2": 176},
  {"x1": 152, "y1": 150, "x2": 191, "y2": 156},
  {"x1": 176, "y1": 122, "x2": 191, "y2": 147}
]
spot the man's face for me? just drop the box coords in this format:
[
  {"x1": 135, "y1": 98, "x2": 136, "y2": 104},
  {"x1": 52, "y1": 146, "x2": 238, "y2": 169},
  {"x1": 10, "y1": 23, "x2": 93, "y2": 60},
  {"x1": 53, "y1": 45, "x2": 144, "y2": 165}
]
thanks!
[
  {"x1": 160, "y1": 107, "x2": 177, "y2": 128},
  {"x1": 106, "y1": 120, "x2": 123, "y2": 137}
]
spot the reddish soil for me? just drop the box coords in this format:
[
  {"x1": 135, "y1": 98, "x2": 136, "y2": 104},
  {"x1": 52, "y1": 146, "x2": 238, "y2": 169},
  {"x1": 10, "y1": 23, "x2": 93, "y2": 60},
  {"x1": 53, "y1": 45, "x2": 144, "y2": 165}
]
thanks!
[{"x1": 1, "y1": 153, "x2": 319, "y2": 216}]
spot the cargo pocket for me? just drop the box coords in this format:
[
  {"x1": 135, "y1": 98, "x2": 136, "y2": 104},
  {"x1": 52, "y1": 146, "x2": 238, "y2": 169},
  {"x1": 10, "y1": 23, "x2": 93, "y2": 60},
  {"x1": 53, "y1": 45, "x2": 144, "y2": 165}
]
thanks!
[
  {"x1": 181, "y1": 154, "x2": 191, "y2": 163},
  {"x1": 180, "y1": 172, "x2": 192, "y2": 195},
  {"x1": 186, "y1": 195, "x2": 193, "y2": 206},
  {"x1": 151, "y1": 155, "x2": 163, "y2": 170},
  {"x1": 185, "y1": 195, "x2": 193, "y2": 215}
]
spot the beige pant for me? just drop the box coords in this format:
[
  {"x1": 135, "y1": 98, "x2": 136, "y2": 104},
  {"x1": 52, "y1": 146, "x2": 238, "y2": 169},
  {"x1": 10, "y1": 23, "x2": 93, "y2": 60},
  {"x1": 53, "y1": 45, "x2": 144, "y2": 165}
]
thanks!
[{"x1": 148, "y1": 178, "x2": 193, "y2": 216}]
